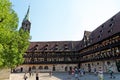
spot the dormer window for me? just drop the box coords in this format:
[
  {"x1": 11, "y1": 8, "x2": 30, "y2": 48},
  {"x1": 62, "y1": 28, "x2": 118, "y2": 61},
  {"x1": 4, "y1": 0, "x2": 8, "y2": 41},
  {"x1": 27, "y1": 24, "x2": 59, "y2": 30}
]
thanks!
[
  {"x1": 101, "y1": 25, "x2": 104, "y2": 28},
  {"x1": 43, "y1": 44, "x2": 48, "y2": 50},
  {"x1": 64, "y1": 47, "x2": 68, "y2": 50},
  {"x1": 100, "y1": 30, "x2": 103, "y2": 33},
  {"x1": 44, "y1": 48, "x2": 47, "y2": 50},
  {"x1": 54, "y1": 47, "x2": 58, "y2": 50},
  {"x1": 35, "y1": 44, "x2": 39, "y2": 47},
  {"x1": 64, "y1": 44, "x2": 67, "y2": 46},
  {"x1": 45, "y1": 44, "x2": 49, "y2": 47},
  {"x1": 110, "y1": 17, "x2": 115, "y2": 22},
  {"x1": 109, "y1": 23, "x2": 114, "y2": 27},
  {"x1": 64, "y1": 44, "x2": 68, "y2": 50},
  {"x1": 34, "y1": 44, "x2": 39, "y2": 50},
  {"x1": 54, "y1": 44, "x2": 58, "y2": 50},
  {"x1": 98, "y1": 35, "x2": 101, "y2": 39},
  {"x1": 108, "y1": 28, "x2": 113, "y2": 33}
]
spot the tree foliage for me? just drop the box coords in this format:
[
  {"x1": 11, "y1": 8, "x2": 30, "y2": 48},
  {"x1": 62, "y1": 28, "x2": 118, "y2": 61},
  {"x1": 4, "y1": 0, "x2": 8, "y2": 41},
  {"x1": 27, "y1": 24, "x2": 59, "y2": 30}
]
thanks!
[{"x1": 0, "y1": 0, "x2": 30, "y2": 68}]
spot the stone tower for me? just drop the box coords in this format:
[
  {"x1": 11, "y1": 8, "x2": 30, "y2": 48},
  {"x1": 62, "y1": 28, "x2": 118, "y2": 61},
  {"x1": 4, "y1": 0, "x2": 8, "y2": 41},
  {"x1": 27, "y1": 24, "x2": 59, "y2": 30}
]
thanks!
[{"x1": 20, "y1": 6, "x2": 31, "y2": 32}]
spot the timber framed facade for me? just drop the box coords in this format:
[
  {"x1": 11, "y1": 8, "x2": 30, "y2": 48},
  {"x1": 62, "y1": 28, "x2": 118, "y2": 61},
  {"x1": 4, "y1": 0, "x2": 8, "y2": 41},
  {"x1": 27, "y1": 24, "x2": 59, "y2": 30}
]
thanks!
[{"x1": 17, "y1": 10, "x2": 120, "y2": 72}]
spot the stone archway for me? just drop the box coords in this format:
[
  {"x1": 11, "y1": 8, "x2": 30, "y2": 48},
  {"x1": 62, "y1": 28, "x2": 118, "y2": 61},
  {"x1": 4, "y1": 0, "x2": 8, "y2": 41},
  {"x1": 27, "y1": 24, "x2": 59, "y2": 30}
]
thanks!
[
  {"x1": 39, "y1": 66, "x2": 43, "y2": 70},
  {"x1": 65, "y1": 66, "x2": 68, "y2": 71},
  {"x1": 32, "y1": 66, "x2": 36, "y2": 70},
  {"x1": 44, "y1": 66, "x2": 49, "y2": 70},
  {"x1": 53, "y1": 65, "x2": 56, "y2": 71}
]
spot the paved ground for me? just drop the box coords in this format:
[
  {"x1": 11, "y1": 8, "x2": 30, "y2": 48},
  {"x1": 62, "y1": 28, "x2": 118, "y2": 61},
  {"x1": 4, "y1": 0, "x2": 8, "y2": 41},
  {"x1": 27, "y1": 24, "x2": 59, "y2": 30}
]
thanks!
[
  {"x1": 10, "y1": 72, "x2": 120, "y2": 80},
  {"x1": 0, "y1": 69, "x2": 10, "y2": 80}
]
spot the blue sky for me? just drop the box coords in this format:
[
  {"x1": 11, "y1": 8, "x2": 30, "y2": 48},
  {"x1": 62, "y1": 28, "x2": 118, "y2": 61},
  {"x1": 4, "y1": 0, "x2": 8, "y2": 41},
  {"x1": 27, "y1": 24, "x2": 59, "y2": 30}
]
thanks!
[{"x1": 10, "y1": 0, "x2": 120, "y2": 41}]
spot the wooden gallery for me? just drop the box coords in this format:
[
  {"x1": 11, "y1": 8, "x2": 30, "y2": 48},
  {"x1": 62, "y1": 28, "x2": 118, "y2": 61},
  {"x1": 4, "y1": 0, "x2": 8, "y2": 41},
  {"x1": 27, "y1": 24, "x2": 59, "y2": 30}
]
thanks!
[{"x1": 17, "y1": 8, "x2": 120, "y2": 73}]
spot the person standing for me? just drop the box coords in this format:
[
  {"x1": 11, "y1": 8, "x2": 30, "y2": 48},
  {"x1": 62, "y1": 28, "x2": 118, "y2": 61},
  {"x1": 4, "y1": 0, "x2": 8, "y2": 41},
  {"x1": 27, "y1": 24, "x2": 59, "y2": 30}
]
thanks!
[
  {"x1": 28, "y1": 67, "x2": 32, "y2": 77},
  {"x1": 94, "y1": 68, "x2": 97, "y2": 75},
  {"x1": 36, "y1": 72, "x2": 39, "y2": 80},
  {"x1": 98, "y1": 67, "x2": 104, "y2": 80},
  {"x1": 49, "y1": 71, "x2": 52, "y2": 77}
]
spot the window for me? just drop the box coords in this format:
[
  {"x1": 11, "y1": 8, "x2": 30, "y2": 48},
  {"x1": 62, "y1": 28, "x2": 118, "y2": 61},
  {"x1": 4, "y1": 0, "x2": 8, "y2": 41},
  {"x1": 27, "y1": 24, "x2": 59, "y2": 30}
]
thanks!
[
  {"x1": 109, "y1": 23, "x2": 114, "y2": 27},
  {"x1": 54, "y1": 47, "x2": 58, "y2": 50},
  {"x1": 64, "y1": 44, "x2": 68, "y2": 50},
  {"x1": 98, "y1": 35, "x2": 101, "y2": 39},
  {"x1": 108, "y1": 29, "x2": 113, "y2": 33},
  {"x1": 44, "y1": 48, "x2": 47, "y2": 50},
  {"x1": 44, "y1": 66, "x2": 49, "y2": 70},
  {"x1": 110, "y1": 17, "x2": 115, "y2": 22},
  {"x1": 54, "y1": 44, "x2": 58, "y2": 50},
  {"x1": 100, "y1": 30, "x2": 103, "y2": 33},
  {"x1": 32, "y1": 66, "x2": 36, "y2": 70},
  {"x1": 101, "y1": 24, "x2": 104, "y2": 28}
]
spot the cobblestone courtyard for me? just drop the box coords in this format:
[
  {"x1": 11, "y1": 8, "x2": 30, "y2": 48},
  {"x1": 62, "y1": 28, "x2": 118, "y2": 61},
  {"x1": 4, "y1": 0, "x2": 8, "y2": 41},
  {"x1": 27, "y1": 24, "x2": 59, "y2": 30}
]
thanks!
[{"x1": 10, "y1": 72, "x2": 120, "y2": 80}]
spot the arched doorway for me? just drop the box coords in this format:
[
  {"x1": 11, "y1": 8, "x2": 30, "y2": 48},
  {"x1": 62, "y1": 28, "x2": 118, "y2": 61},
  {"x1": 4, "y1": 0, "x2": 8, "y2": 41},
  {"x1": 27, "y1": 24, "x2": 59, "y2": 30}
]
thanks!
[
  {"x1": 39, "y1": 66, "x2": 43, "y2": 70},
  {"x1": 65, "y1": 66, "x2": 68, "y2": 71},
  {"x1": 53, "y1": 65, "x2": 56, "y2": 71},
  {"x1": 88, "y1": 64, "x2": 91, "y2": 72},
  {"x1": 44, "y1": 66, "x2": 49, "y2": 70},
  {"x1": 32, "y1": 66, "x2": 36, "y2": 70}
]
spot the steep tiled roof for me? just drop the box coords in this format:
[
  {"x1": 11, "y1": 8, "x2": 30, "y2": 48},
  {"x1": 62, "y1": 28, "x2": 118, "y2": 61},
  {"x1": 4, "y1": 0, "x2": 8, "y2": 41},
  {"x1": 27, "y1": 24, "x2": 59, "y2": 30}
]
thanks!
[
  {"x1": 90, "y1": 11, "x2": 120, "y2": 44},
  {"x1": 27, "y1": 11, "x2": 120, "y2": 52},
  {"x1": 27, "y1": 41, "x2": 80, "y2": 52}
]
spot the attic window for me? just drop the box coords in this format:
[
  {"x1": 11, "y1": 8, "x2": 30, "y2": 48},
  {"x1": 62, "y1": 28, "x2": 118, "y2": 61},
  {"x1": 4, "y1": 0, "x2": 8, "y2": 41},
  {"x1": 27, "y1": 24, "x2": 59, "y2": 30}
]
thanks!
[
  {"x1": 54, "y1": 44, "x2": 58, "y2": 50},
  {"x1": 64, "y1": 44, "x2": 68, "y2": 49},
  {"x1": 55, "y1": 44, "x2": 58, "y2": 47},
  {"x1": 44, "y1": 48, "x2": 47, "y2": 50},
  {"x1": 64, "y1": 44, "x2": 67, "y2": 46},
  {"x1": 81, "y1": 45, "x2": 82, "y2": 47},
  {"x1": 35, "y1": 44, "x2": 39, "y2": 47},
  {"x1": 100, "y1": 30, "x2": 103, "y2": 33},
  {"x1": 110, "y1": 17, "x2": 115, "y2": 22},
  {"x1": 45, "y1": 44, "x2": 49, "y2": 47},
  {"x1": 98, "y1": 35, "x2": 101, "y2": 39},
  {"x1": 64, "y1": 47, "x2": 68, "y2": 50},
  {"x1": 54, "y1": 47, "x2": 58, "y2": 50},
  {"x1": 109, "y1": 23, "x2": 114, "y2": 27},
  {"x1": 64, "y1": 44, "x2": 68, "y2": 48},
  {"x1": 108, "y1": 29, "x2": 113, "y2": 33},
  {"x1": 101, "y1": 25, "x2": 104, "y2": 28}
]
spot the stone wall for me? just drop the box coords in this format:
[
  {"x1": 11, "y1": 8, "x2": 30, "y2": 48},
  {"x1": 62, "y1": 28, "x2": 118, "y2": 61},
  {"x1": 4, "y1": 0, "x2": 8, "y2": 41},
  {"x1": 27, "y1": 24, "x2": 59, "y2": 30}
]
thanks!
[
  {"x1": 16, "y1": 64, "x2": 78, "y2": 72},
  {"x1": 81, "y1": 60, "x2": 118, "y2": 72}
]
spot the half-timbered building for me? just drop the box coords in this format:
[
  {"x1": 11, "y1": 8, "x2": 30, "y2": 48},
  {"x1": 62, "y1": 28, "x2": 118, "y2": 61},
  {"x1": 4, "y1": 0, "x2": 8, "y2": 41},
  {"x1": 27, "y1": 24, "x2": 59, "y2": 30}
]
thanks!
[{"x1": 17, "y1": 8, "x2": 120, "y2": 72}]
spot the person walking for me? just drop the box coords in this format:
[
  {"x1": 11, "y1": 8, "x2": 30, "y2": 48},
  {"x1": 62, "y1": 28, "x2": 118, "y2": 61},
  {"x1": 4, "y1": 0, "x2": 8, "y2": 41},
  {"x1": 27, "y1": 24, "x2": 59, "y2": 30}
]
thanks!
[
  {"x1": 108, "y1": 67, "x2": 115, "y2": 79},
  {"x1": 98, "y1": 67, "x2": 104, "y2": 80},
  {"x1": 74, "y1": 68, "x2": 79, "y2": 80},
  {"x1": 23, "y1": 73, "x2": 28, "y2": 80}
]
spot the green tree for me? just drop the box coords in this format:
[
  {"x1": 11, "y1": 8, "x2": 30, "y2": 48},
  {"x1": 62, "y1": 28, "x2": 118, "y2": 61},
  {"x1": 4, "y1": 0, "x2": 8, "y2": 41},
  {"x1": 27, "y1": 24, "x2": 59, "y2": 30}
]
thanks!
[{"x1": 0, "y1": 0, "x2": 30, "y2": 68}]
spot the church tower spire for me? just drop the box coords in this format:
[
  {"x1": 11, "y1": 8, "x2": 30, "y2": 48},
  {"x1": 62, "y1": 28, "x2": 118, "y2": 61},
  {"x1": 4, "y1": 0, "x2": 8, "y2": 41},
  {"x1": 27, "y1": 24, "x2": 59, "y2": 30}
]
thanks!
[
  {"x1": 20, "y1": 6, "x2": 31, "y2": 32},
  {"x1": 23, "y1": 5, "x2": 30, "y2": 21}
]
